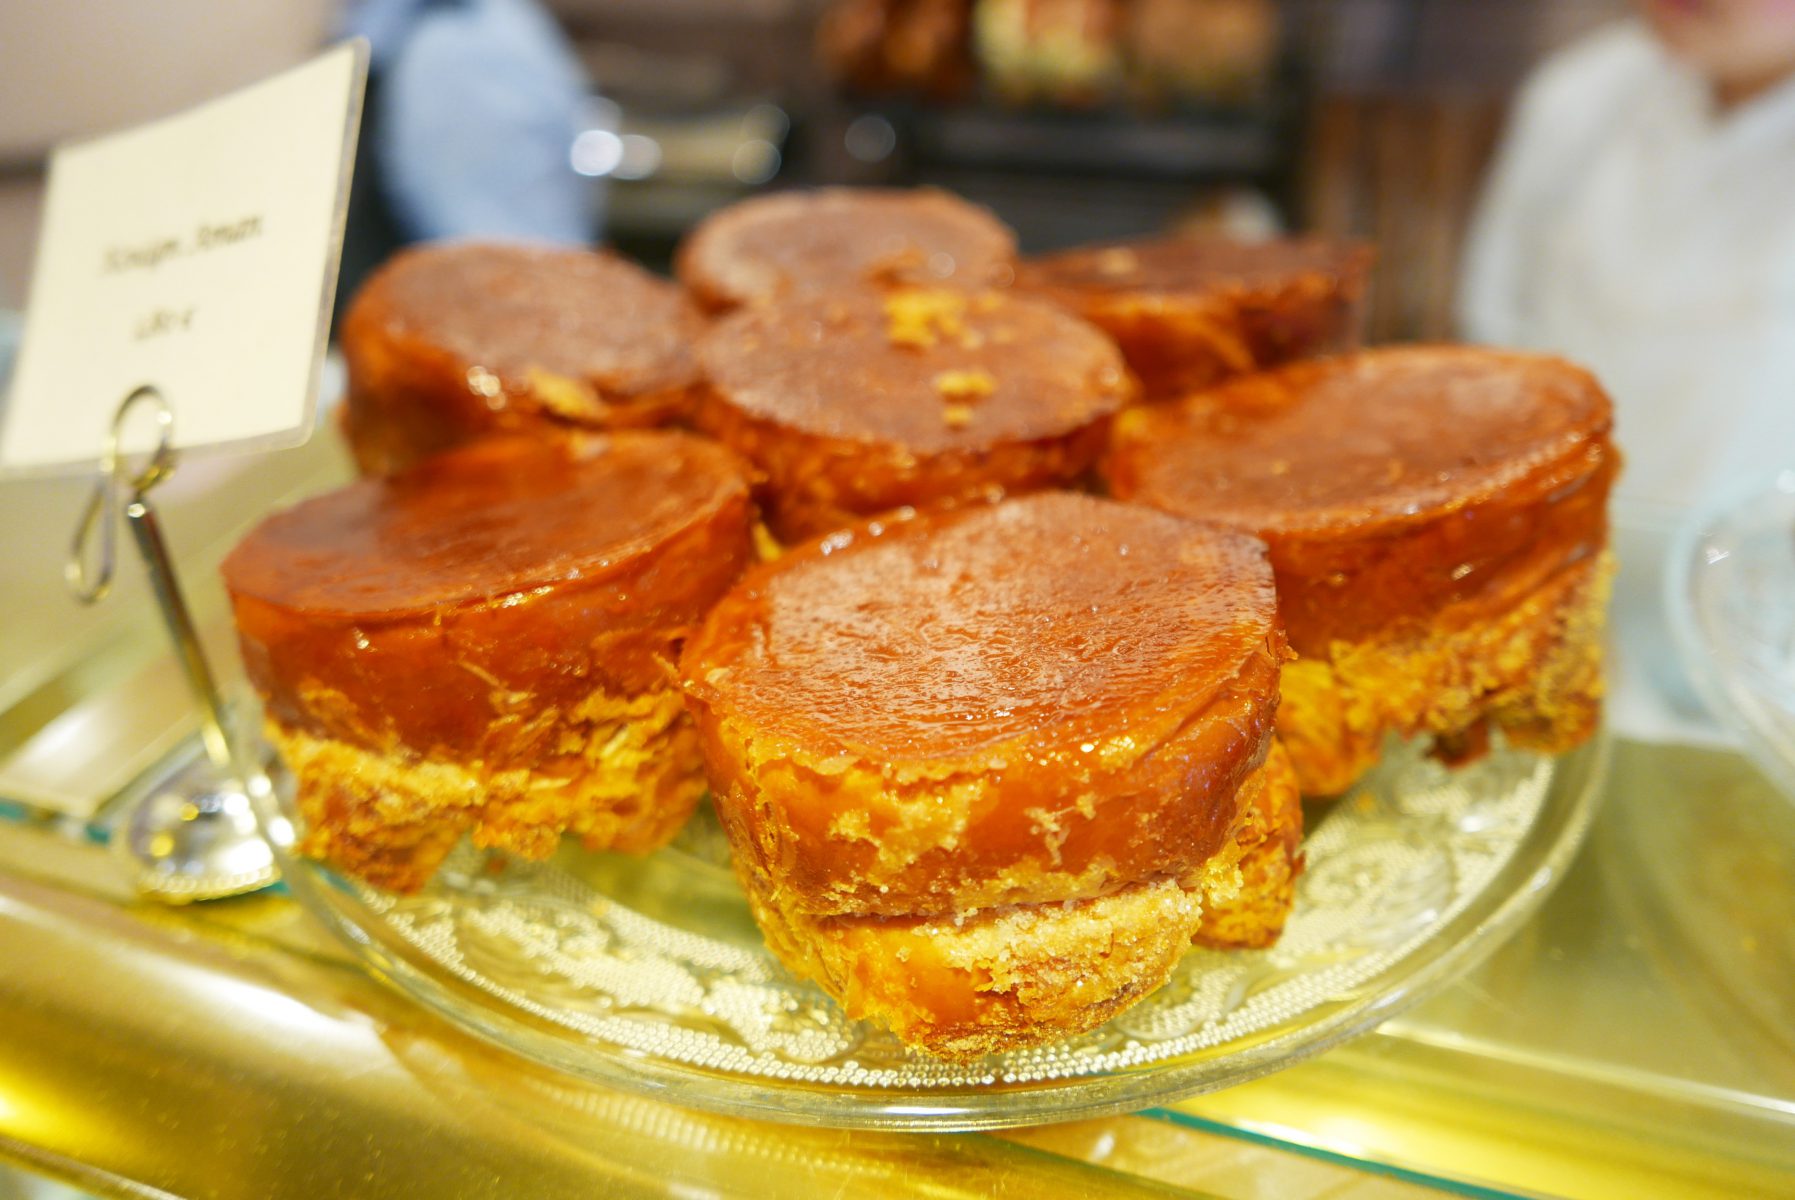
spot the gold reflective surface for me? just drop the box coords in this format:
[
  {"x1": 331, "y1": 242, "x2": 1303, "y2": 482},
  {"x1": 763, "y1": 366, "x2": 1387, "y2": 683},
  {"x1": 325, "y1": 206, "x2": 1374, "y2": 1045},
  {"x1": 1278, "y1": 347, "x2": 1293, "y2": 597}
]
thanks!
[
  {"x1": 3, "y1": 740, "x2": 1792, "y2": 1197},
  {"x1": 0, "y1": 836, "x2": 1217, "y2": 1200},
  {"x1": 1166, "y1": 739, "x2": 1795, "y2": 1199}
]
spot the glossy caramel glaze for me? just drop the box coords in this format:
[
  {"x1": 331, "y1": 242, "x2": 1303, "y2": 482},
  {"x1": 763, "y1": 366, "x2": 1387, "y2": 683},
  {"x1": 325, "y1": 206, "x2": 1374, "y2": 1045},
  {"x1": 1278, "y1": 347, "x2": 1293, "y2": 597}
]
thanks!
[
  {"x1": 224, "y1": 433, "x2": 754, "y2": 890},
  {"x1": 226, "y1": 433, "x2": 747, "y2": 618},
  {"x1": 1104, "y1": 346, "x2": 1618, "y2": 652},
  {"x1": 699, "y1": 289, "x2": 1127, "y2": 453},
  {"x1": 682, "y1": 492, "x2": 1285, "y2": 917},
  {"x1": 342, "y1": 242, "x2": 706, "y2": 474},
  {"x1": 696, "y1": 288, "x2": 1133, "y2": 539},
  {"x1": 1016, "y1": 237, "x2": 1373, "y2": 402},
  {"x1": 227, "y1": 433, "x2": 753, "y2": 731},
  {"x1": 676, "y1": 188, "x2": 1017, "y2": 312}
]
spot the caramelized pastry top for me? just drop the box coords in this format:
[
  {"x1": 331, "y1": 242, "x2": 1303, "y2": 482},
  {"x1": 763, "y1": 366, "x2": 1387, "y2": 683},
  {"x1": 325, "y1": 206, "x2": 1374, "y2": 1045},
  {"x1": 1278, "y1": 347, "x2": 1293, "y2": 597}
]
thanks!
[
  {"x1": 684, "y1": 491, "x2": 1276, "y2": 761},
  {"x1": 1105, "y1": 346, "x2": 1618, "y2": 652},
  {"x1": 223, "y1": 432, "x2": 748, "y2": 619},
  {"x1": 1107, "y1": 347, "x2": 1613, "y2": 537},
  {"x1": 697, "y1": 288, "x2": 1132, "y2": 454},
  {"x1": 676, "y1": 188, "x2": 1017, "y2": 310}
]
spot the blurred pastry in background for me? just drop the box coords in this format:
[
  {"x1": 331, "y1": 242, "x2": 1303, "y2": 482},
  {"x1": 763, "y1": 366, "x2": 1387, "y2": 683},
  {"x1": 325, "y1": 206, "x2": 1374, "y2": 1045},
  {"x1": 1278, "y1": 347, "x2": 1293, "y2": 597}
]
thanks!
[
  {"x1": 680, "y1": 492, "x2": 1296, "y2": 1059},
  {"x1": 1125, "y1": 0, "x2": 1280, "y2": 105},
  {"x1": 818, "y1": 0, "x2": 976, "y2": 100},
  {"x1": 341, "y1": 241, "x2": 706, "y2": 475},
  {"x1": 223, "y1": 433, "x2": 754, "y2": 892},
  {"x1": 1016, "y1": 236, "x2": 1373, "y2": 404},
  {"x1": 819, "y1": 0, "x2": 1279, "y2": 106},
  {"x1": 696, "y1": 286, "x2": 1132, "y2": 541},
  {"x1": 676, "y1": 187, "x2": 1017, "y2": 313},
  {"x1": 1105, "y1": 346, "x2": 1618, "y2": 795},
  {"x1": 973, "y1": 0, "x2": 1125, "y2": 106}
]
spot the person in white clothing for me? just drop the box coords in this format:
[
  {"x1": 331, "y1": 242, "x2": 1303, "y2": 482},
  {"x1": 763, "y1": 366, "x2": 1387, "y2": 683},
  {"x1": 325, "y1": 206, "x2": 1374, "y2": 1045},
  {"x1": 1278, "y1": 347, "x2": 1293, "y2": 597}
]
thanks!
[{"x1": 1459, "y1": 1, "x2": 1795, "y2": 737}]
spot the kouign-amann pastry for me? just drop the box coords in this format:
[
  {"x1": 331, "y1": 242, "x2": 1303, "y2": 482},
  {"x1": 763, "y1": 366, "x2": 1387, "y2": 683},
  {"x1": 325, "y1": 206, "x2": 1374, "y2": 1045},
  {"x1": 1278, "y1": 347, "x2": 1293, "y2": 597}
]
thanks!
[
  {"x1": 696, "y1": 287, "x2": 1134, "y2": 541},
  {"x1": 680, "y1": 492, "x2": 1299, "y2": 1060},
  {"x1": 223, "y1": 433, "x2": 754, "y2": 892},
  {"x1": 341, "y1": 241, "x2": 707, "y2": 475},
  {"x1": 1104, "y1": 346, "x2": 1617, "y2": 795},
  {"x1": 1016, "y1": 237, "x2": 1372, "y2": 403},
  {"x1": 675, "y1": 187, "x2": 1017, "y2": 312}
]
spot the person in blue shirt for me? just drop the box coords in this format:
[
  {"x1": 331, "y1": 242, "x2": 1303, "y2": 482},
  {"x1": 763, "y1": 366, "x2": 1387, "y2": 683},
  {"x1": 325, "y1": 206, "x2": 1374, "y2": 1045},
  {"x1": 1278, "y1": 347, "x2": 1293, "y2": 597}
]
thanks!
[{"x1": 337, "y1": 0, "x2": 600, "y2": 302}]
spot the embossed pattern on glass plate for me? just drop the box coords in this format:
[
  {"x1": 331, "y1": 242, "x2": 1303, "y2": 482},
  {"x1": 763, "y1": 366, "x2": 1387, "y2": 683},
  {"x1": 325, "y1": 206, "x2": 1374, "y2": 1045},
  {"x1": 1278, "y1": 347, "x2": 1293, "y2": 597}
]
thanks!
[{"x1": 268, "y1": 734, "x2": 1604, "y2": 1129}]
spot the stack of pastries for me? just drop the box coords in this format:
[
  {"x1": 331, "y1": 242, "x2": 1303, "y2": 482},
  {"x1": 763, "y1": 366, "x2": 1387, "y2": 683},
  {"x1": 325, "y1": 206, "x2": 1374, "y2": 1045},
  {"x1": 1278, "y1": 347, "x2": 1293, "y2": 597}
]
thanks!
[{"x1": 225, "y1": 187, "x2": 1616, "y2": 1060}]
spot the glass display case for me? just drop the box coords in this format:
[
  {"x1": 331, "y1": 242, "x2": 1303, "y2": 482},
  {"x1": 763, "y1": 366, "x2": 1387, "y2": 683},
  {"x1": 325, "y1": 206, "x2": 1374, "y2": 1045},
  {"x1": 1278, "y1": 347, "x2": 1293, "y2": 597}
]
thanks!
[{"x1": 0, "y1": 427, "x2": 1790, "y2": 1199}]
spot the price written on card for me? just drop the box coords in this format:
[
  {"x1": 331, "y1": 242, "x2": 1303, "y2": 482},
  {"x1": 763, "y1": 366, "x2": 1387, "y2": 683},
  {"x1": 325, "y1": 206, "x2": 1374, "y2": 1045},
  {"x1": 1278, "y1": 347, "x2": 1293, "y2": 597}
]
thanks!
[{"x1": 0, "y1": 43, "x2": 366, "y2": 474}]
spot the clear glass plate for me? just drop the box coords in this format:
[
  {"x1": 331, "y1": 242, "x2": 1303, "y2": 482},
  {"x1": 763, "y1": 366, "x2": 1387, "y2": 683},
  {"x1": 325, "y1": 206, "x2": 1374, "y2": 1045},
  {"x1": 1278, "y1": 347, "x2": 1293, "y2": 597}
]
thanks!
[
  {"x1": 256, "y1": 733, "x2": 1606, "y2": 1131},
  {"x1": 1669, "y1": 471, "x2": 1795, "y2": 805}
]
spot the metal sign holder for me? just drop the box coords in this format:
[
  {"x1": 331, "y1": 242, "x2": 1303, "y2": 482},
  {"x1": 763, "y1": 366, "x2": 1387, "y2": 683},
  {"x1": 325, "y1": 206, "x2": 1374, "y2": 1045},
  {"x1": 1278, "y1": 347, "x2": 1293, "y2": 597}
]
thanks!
[{"x1": 67, "y1": 385, "x2": 276, "y2": 901}]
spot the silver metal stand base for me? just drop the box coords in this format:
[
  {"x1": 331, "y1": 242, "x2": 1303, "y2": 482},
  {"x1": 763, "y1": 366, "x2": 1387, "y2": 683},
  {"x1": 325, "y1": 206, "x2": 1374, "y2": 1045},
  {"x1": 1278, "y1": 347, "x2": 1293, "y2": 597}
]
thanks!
[{"x1": 113, "y1": 754, "x2": 277, "y2": 903}]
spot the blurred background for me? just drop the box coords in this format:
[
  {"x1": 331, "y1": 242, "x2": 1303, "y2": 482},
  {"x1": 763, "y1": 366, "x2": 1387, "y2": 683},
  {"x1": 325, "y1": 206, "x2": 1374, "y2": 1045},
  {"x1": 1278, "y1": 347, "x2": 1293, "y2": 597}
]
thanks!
[{"x1": 0, "y1": 0, "x2": 1624, "y2": 341}]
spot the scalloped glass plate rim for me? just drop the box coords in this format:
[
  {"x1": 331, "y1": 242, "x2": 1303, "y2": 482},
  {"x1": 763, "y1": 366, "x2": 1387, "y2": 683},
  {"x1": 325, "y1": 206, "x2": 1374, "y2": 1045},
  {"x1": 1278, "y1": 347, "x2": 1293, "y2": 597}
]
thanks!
[{"x1": 258, "y1": 735, "x2": 1607, "y2": 1132}]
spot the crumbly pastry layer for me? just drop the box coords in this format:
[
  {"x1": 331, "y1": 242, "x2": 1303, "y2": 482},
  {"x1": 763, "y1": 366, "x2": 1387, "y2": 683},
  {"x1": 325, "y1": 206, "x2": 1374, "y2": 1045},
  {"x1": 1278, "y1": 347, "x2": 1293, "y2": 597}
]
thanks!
[
  {"x1": 1278, "y1": 550, "x2": 1614, "y2": 796},
  {"x1": 740, "y1": 865, "x2": 1210, "y2": 1063},
  {"x1": 696, "y1": 288, "x2": 1133, "y2": 541},
  {"x1": 1015, "y1": 238, "x2": 1373, "y2": 403},
  {"x1": 676, "y1": 187, "x2": 1018, "y2": 312},
  {"x1": 737, "y1": 746, "x2": 1300, "y2": 1062},
  {"x1": 1194, "y1": 738, "x2": 1303, "y2": 950},
  {"x1": 341, "y1": 242, "x2": 706, "y2": 475},
  {"x1": 272, "y1": 683, "x2": 704, "y2": 894}
]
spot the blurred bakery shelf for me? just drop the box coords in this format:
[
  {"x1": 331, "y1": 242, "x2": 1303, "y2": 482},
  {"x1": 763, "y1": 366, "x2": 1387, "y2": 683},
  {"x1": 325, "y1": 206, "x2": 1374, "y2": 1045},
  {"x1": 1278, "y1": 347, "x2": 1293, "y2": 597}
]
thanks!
[
  {"x1": 556, "y1": 0, "x2": 1304, "y2": 263},
  {"x1": 592, "y1": 94, "x2": 1298, "y2": 265},
  {"x1": 875, "y1": 104, "x2": 1282, "y2": 179},
  {"x1": 545, "y1": 0, "x2": 1634, "y2": 338},
  {"x1": 586, "y1": 100, "x2": 795, "y2": 264}
]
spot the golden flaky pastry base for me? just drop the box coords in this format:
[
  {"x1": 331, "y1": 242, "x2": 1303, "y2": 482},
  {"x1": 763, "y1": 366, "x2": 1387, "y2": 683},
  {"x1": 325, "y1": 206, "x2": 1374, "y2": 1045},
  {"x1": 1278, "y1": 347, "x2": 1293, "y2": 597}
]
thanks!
[
  {"x1": 736, "y1": 743, "x2": 1301, "y2": 1062},
  {"x1": 275, "y1": 684, "x2": 705, "y2": 893},
  {"x1": 1277, "y1": 550, "x2": 1615, "y2": 796}
]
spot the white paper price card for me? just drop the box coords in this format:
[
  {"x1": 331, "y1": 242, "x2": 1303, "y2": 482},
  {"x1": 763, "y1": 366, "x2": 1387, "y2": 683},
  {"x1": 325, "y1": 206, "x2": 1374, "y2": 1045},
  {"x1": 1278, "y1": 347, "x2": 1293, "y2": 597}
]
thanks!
[{"x1": 0, "y1": 41, "x2": 367, "y2": 474}]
